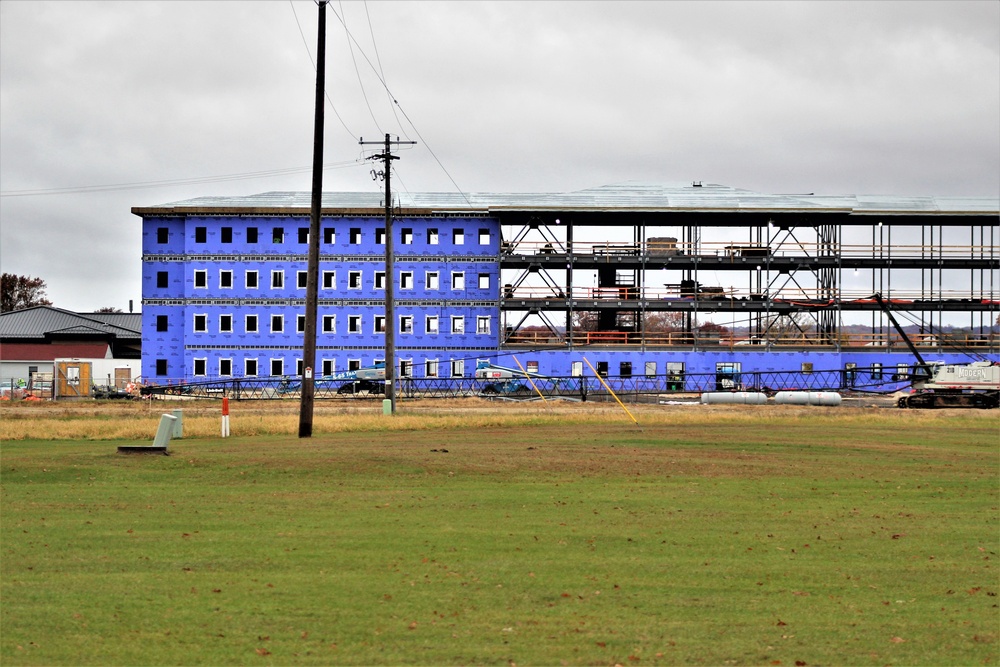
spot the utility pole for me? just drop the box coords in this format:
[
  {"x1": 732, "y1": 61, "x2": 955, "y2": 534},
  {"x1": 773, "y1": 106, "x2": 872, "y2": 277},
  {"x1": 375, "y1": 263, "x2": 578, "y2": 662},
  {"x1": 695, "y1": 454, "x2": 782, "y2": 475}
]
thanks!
[
  {"x1": 299, "y1": 0, "x2": 327, "y2": 438},
  {"x1": 360, "y1": 133, "x2": 416, "y2": 414}
]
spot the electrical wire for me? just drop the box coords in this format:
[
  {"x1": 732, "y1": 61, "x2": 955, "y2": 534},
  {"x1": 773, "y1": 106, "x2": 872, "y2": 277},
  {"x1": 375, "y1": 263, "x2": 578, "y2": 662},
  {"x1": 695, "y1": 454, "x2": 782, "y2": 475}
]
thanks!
[
  {"x1": 339, "y1": 0, "x2": 382, "y2": 136},
  {"x1": 289, "y1": 0, "x2": 357, "y2": 141},
  {"x1": 5, "y1": 4, "x2": 468, "y2": 204},
  {"x1": 0, "y1": 161, "x2": 364, "y2": 198},
  {"x1": 326, "y1": 4, "x2": 473, "y2": 208},
  {"x1": 364, "y1": 0, "x2": 409, "y2": 141}
]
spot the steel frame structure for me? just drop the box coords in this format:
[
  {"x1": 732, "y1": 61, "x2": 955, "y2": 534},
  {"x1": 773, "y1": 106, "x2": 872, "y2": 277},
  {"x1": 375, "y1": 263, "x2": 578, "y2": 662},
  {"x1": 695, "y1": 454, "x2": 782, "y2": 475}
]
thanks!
[{"x1": 498, "y1": 208, "x2": 998, "y2": 351}]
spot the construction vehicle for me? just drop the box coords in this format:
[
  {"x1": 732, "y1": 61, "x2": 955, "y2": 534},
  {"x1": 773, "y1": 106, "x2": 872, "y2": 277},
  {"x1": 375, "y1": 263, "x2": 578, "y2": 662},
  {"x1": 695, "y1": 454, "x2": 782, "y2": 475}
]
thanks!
[
  {"x1": 278, "y1": 362, "x2": 386, "y2": 395},
  {"x1": 332, "y1": 363, "x2": 386, "y2": 394},
  {"x1": 474, "y1": 360, "x2": 555, "y2": 395},
  {"x1": 873, "y1": 293, "x2": 999, "y2": 409}
]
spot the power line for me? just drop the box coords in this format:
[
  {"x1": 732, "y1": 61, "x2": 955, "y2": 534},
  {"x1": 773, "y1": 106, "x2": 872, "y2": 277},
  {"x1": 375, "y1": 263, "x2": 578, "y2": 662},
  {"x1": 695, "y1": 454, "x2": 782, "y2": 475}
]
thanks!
[
  {"x1": 289, "y1": 0, "x2": 356, "y2": 141},
  {"x1": 326, "y1": 4, "x2": 473, "y2": 208},
  {"x1": 339, "y1": 0, "x2": 382, "y2": 136},
  {"x1": 0, "y1": 160, "x2": 363, "y2": 198},
  {"x1": 364, "y1": 0, "x2": 409, "y2": 141},
  {"x1": 5, "y1": 4, "x2": 470, "y2": 204}
]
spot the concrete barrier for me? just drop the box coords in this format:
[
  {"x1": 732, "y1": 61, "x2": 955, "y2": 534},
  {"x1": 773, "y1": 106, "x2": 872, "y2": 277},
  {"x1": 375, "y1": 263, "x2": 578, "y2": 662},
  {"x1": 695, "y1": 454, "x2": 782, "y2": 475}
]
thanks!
[
  {"x1": 118, "y1": 413, "x2": 176, "y2": 455},
  {"x1": 171, "y1": 409, "x2": 183, "y2": 438},
  {"x1": 153, "y1": 414, "x2": 178, "y2": 448}
]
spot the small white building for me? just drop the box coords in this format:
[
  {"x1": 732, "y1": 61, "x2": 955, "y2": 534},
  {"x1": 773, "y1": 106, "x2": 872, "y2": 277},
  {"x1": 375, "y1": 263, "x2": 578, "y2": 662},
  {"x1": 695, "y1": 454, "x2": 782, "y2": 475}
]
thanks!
[{"x1": 0, "y1": 306, "x2": 141, "y2": 397}]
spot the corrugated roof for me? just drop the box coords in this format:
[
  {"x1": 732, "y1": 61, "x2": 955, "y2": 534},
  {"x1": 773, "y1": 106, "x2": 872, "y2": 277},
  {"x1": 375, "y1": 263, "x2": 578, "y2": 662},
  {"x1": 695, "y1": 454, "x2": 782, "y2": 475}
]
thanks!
[
  {"x1": 132, "y1": 182, "x2": 999, "y2": 216},
  {"x1": 83, "y1": 312, "x2": 143, "y2": 330},
  {"x1": 0, "y1": 306, "x2": 141, "y2": 341}
]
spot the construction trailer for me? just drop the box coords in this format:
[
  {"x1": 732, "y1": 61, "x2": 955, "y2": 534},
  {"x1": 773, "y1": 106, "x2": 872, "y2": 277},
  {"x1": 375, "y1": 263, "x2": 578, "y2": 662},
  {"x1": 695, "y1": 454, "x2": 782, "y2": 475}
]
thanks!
[{"x1": 53, "y1": 358, "x2": 143, "y2": 399}]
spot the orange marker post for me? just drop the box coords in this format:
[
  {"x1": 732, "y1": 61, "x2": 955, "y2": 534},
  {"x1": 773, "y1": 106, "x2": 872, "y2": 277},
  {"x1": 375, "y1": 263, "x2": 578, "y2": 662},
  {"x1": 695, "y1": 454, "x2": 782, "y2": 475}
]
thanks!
[{"x1": 221, "y1": 397, "x2": 230, "y2": 437}]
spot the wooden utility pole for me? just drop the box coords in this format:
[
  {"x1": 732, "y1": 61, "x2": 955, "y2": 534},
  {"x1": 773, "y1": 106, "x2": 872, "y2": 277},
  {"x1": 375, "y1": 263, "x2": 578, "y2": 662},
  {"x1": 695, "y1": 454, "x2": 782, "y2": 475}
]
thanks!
[
  {"x1": 299, "y1": 0, "x2": 327, "y2": 438},
  {"x1": 360, "y1": 133, "x2": 415, "y2": 414}
]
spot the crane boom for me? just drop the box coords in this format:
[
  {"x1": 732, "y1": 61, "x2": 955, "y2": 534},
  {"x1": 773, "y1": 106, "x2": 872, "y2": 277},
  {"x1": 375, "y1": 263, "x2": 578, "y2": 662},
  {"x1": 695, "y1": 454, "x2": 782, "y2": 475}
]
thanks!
[{"x1": 872, "y1": 293, "x2": 933, "y2": 381}]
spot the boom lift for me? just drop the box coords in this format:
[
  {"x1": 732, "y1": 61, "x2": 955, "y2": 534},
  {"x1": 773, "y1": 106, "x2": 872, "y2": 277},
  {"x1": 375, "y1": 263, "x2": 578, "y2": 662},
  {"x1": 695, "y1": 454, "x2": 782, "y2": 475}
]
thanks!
[
  {"x1": 278, "y1": 362, "x2": 386, "y2": 395},
  {"x1": 474, "y1": 360, "x2": 554, "y2": 395},
  {"x1": 873, "y1": 293, "x2": 999, "y2": 409}
]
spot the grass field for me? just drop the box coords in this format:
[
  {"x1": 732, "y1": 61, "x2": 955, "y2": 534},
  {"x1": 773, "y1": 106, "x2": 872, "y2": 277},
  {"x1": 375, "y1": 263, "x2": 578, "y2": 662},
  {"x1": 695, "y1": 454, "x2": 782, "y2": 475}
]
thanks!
[{"x1": 1, "y1": 402, "x2": 998, "y2": 666}]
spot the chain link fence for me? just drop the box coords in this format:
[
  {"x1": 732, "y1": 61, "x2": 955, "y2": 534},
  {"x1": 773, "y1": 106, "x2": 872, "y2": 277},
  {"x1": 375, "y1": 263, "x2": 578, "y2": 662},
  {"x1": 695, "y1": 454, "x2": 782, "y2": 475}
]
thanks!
[{"x1": 137, "y1": 366, "x2": 908, "y2": 403}]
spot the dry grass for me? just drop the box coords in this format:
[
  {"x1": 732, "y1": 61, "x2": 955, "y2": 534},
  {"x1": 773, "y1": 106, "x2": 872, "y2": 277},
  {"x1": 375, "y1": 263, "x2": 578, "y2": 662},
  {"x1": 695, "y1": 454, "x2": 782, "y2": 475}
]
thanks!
[{"x1": 1, "y1": 397, "x2": 996, "y2": 442}]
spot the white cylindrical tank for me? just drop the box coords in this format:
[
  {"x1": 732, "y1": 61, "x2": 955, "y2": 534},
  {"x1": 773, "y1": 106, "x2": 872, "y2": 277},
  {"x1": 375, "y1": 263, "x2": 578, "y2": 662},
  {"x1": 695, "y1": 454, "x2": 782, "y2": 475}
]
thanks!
[
  {"x1": 774, "y1": 391, "x2": 842, "y2": 406},
  {"x1": 700, "y1": 392, "x2": 768, "y2": 405},
  {"x1": 808, "y1": 391, "x2": 842, "y2": 406},
  {"x1": 774, "y1": 391, "x2": 810, "y2": 405}
]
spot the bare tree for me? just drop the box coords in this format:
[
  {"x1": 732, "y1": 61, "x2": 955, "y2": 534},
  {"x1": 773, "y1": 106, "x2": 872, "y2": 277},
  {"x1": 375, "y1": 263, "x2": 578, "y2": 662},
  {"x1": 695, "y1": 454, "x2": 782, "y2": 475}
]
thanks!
[
  {"x1": 698, "y1": 320, "x2": 729, "y2": 334},
  {"x1": 572, "y1": 311, "x2": 599, "y2": 331},
  {"x1": 643, "y1": 311, "x2": 685, "y2": 332},
  {"x1": 760, "y1": 313, "x2": 813, "y2": 343}
]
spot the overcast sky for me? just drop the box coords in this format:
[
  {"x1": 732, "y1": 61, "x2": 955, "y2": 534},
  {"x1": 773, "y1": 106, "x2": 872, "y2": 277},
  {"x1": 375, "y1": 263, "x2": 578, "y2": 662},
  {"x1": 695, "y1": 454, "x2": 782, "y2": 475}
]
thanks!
[{"x1": 1, "y1": 0, "x2": 997, "y2": 313}]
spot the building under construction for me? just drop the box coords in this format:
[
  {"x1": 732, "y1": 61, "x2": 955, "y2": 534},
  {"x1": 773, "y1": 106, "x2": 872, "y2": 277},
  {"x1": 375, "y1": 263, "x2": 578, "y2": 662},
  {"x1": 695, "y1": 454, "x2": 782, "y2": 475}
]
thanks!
[{"x1": 133, "y1": 182, "x2": 998, "y2": 390}]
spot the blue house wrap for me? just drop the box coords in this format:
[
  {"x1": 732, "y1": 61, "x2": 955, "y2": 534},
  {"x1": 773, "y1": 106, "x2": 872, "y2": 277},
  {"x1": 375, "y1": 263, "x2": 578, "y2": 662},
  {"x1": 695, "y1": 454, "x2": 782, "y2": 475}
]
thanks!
[{"x1": 133, "y1": 185, "x2": 998, "y2": 386}]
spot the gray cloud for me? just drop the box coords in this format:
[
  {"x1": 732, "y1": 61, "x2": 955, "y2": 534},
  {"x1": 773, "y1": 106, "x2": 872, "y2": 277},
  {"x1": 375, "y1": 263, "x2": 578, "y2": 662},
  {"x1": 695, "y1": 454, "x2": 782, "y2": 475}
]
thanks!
[{"x1": 1, "y1": 0, "x2": 997, "y2": 311}]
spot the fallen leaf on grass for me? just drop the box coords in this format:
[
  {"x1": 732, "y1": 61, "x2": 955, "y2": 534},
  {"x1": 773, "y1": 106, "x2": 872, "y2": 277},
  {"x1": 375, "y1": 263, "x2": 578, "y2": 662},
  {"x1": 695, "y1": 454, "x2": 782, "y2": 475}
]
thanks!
[
  {"x1": 255, "y1": 648, "x2": 271, "y2": 656},
  {"x1": 890, "y1": 636, "x2": 905, "y2": 644}
]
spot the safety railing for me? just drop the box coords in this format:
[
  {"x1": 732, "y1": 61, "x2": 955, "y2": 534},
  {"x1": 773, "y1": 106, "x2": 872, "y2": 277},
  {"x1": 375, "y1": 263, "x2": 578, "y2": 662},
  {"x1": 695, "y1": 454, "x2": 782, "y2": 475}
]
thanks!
[
  {"x1": 504, "y1": 240, "x2": 998, "y2": 260},
  {"x1": 501, "y1": 285, "x2": 999, "y2": 303},
  {"x1": 504, "y1": 329, "x2": 1000, "y2": 349}
]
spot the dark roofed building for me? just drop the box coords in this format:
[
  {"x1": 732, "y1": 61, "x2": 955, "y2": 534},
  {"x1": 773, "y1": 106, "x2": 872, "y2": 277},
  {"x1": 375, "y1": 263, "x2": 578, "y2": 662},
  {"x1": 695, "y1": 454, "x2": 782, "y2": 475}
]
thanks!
[{"x1": 0, "y1": 306, "x2": 141, "y2": 386}]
